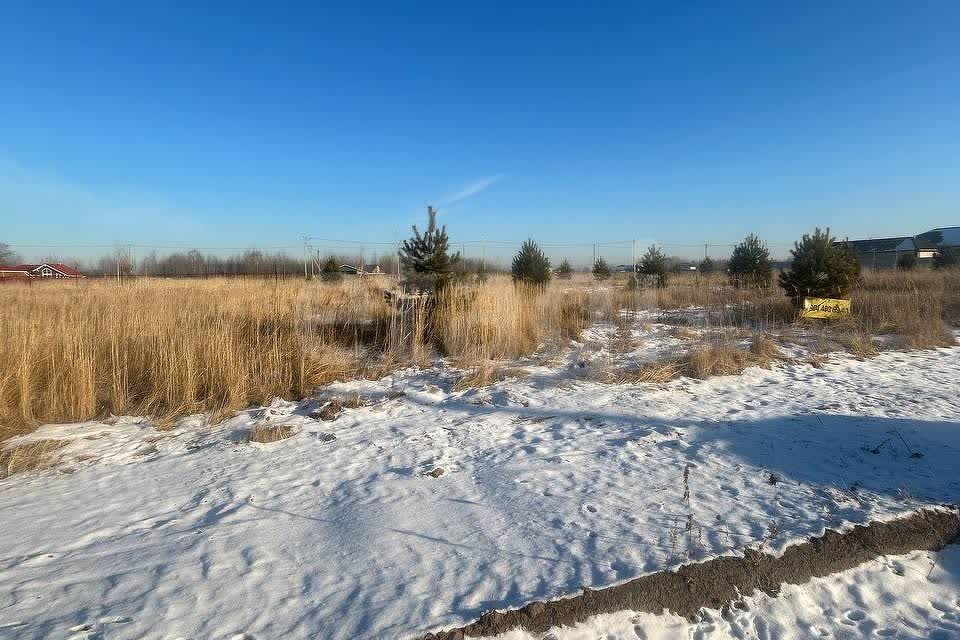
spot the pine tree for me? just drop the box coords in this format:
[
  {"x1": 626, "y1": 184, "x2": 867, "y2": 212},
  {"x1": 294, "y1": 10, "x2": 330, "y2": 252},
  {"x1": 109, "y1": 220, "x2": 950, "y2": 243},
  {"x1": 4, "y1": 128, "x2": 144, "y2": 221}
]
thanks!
[
  {"x1": 778, "y1": 228, "x2": 861, "y2": 301},
  {"x1": 511, "y1": 239, "x2": 552, "y2": 287},
  {"x1": 321, "y1": 256, "x2": 342, "y2": 282},
  {"x1": 728, "y1": 234, "x2": 772, "y2": 288},
  {"x1": 698, "y1": 256, "x2": 716, "y2": 275},
  {"x1": 399, "y1": 206, "x2": 461, "y2": 291},
  {"x1": 639, "y1": 245, "x2": 669, "y2": 288},
  {"x1": 557, "y1": 259, "x2": 574, "y2": 280},
  {"x1": 592, "y1": 257, "x2": 611, "y2": 281}
]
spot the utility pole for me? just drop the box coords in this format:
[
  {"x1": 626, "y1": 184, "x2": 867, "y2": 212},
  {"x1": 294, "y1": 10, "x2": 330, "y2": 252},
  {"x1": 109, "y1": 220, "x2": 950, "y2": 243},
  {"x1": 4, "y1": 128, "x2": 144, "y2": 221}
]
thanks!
[
  {"x1": 303, "y1": 237, "x2": 309, "y2": 280},
  {"x1": 632, "y1": 240, "x2": 636, "y2": 273},
  {"x1": 704, "y1": 243, "x2": 708, "y2": 261},
  {"x1": 593, "y1": 243, "x2": 597, "y2": 267}
]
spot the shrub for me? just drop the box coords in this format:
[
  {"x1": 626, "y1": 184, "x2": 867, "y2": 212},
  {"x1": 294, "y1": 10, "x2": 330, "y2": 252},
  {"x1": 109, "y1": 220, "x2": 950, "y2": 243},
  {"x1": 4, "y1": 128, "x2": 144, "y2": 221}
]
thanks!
[
  {"x1": 728, "y1": 234, "x2": 772, "y2": 288},
  {"x1": 639, "y1": 245, "x2": 669, "y2": 288},
  {"x1": 321, "y1": 257, "x2": 342, "y2": 282},
  {"x1": 896, "y1": 253, "x2": 917, "y2": 271},
  {"x1": 934, "y1": 247, "x2": 959, "y2": 270},
  {"x1": 698, "y1": 257, "x2": 716, "y2": 275},
  {"x1": 399, "y1": 205, "x2": 461, "y2": 292},
  {"x1": 779, "y1": 228, "x2": 861, "y2": 301},
  {"x1": 557, "y1": 259, "x2": 574, "y2": 280},
  {"x1": 511, "y1": 239, "x2": 552, "y2": 287},
  {"x1": 592, "y1": 257, "x2": 611, "y2": 281}
]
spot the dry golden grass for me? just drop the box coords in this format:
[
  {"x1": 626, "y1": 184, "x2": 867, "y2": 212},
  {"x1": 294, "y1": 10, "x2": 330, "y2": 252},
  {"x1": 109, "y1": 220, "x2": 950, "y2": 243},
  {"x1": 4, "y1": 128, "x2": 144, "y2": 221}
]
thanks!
[
  {"x1": 683, "y1": 344, "x2": 756, "y2": 379},
  {"x1": 850, "y1": 269, "x2": 958, "y2": 350},
  {"x1": 0, "y1": 278, "x2": 401, "y2": 440},
  {"x1": 1, "y1": 268, "x2": 955, "y2": 447},
  {"x1": 672, "y1": 327, "x2": 696, "y2": 340},
  {"x1": 248, "y1": 424, "x2": 297, "y2": 443},
  {"x1": 842, "y1": 332, "x2": 881, "y2": 359},
  {"x1": 0, "y1": 276, "x2": 586, "y2": 440},
  {"x1": 610, "y1": 360, "x2": 685, "y2": 384},
  {"x1": 684, "y1": 335, "x2": 780, "y2": 380},
  {"x1": 454, "y1": 363, "x2": 530, "y2": 390},
  {"x1": 749, "y1": 333, "x2": 782, "y2": 360},
  {"x1": 0, "y1": 439, "x2": 68, "y2": 477},
  {"x1": 435, "y1": 277, "x2": 588, "y2": 363}
]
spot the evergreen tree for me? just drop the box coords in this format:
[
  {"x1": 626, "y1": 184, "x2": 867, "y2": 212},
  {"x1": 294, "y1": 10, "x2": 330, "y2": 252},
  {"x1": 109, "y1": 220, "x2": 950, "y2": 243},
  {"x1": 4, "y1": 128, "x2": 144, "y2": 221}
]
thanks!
[
  {"x1": 698, "y1": 256, "x2": 716, "y2": 275},
  {"x1": 592, "y1": 257, "x2": 611, "y2": 281},
  {"x1": 639, "y1": 245, "x2": 669, "y2": 288},
  {"x1": 896, "y1": 253, "x2": 917, "y2": 271},
  {"x1": 934, "y1": 247, "x2": 959, "y2": 270},
  {"x1": 399, "y1": 206, "x2": 461, "y2": 291},
  {"x1": 728, "y1": 234, "x2": 772, "y2": 287},
  {"x1": 778, "y1": 228, "x2": 861, "y2": 300},
  {"x1": 320, "y1": 256, "x2": 342, "y2": 282},
  {"x1": 557, "y1": 259, "x2": 574, "y2": 280},
  {"x1": 511, "y1": 239, "x2": 552, "y2": 287}
]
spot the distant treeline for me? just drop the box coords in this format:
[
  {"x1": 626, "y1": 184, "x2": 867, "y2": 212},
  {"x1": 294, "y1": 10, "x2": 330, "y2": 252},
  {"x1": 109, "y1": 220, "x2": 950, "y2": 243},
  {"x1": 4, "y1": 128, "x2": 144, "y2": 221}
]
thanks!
[{"x1": 36, "y1": 249, "x2": 501, "y2": 278}]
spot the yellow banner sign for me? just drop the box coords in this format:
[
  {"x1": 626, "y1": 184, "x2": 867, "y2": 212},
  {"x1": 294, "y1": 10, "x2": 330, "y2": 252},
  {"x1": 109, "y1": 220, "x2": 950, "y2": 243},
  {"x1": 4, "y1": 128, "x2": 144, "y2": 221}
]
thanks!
[{"x1": 802, "y1": 297, "x2": 851, "y2": 319}]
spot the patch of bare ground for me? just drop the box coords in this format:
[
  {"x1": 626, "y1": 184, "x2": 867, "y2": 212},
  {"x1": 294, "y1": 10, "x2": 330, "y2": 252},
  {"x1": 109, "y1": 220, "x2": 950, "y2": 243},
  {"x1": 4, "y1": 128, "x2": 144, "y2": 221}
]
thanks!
[
  {"x1": 683, "y1": 334, "x2": 782, "y2": 379},
  {"x1": 841, "y1": 331, "x2": 881, "y2": 360},
  {"x1": 608, "y1": 361, "x2": 685, "y2": 384},
  {"x1": 421, "y1": 508, "x2": 960, "y2": 640},
  {"x1": 602, "y1": 334, "x2": 785, "y2": 385},
  {"x1": 247, "y1": 424, "x2": 298, "y2": 443},
  {"x1": 671, "y1": 326, "x2": 696, "y2": 340},
  {"x1": 0, "y1": 439, "x2": 69, "y2": 478},
  {"x1": 454, "y1": 364, "x2": 530, "y2": 391}
]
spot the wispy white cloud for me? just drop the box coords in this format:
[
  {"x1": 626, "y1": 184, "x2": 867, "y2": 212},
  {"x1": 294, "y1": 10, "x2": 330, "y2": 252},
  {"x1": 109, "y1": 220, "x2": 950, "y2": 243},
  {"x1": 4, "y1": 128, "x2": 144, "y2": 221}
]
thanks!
[{"x1": 440, "y1": 174, "x2": 504, "y2": 207}]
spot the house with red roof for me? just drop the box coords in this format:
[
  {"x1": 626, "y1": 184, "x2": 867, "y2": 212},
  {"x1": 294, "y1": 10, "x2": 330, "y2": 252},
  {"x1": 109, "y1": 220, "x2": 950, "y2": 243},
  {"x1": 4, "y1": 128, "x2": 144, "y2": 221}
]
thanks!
[{"x1": 0, "y1": 263, "x2": 85, "y2": 279}]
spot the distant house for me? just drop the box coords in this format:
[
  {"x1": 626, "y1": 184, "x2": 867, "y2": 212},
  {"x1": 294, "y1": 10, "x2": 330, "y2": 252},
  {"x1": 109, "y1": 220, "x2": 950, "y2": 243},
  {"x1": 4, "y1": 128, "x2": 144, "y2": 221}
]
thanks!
[
  {"x1": 915, "y1": 227, "x2": 960, "y2": 254},
  {"x1": 339, "y1": 263, "x2": 386, "y2": 276},
  {"x1": 840, "y1": 237, "x2": 921, "y2": 269},
  {"x1": 0, "y1": 263, "x2": 85, "y2": 279},
  {"x1": 0, "y1": 265, "x2": 32, "y2": 279},
  {"x1": 839, "y1": 227, "x2": 957, "y2": 268}
]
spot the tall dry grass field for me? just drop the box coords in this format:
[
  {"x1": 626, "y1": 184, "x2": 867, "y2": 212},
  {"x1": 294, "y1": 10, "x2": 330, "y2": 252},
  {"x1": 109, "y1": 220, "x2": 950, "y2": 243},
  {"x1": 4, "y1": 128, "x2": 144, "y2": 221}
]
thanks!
[
  {"x1": 0, "y1": 276, "x2": 589, "y2": 440},
  {"x1": 1, "y1": 268, "x2": 956, "y2": 444},
  {"x1": 434, "y1": 276, "x2": 588, "y2": 364},
  {"x1": 0, "y1": 279, "x2": 366, "y2": 440},
  {"x1": 850, "y1": 269, "x2": 959, "y2": 348}
]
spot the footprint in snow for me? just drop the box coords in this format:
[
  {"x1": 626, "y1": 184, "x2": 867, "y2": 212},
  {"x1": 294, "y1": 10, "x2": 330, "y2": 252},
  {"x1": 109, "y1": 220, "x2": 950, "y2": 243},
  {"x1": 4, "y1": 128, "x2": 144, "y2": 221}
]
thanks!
[{"x1": 841, "y1": 609, "x2": 866, "y2": 624}]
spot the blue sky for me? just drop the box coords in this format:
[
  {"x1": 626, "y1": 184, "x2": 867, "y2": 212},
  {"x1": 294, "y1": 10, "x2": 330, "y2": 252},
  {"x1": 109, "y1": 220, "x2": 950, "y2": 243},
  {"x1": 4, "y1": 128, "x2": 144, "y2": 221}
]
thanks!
[{"x1": 1, "y1": 1, "x2": 958, "y2": 262}]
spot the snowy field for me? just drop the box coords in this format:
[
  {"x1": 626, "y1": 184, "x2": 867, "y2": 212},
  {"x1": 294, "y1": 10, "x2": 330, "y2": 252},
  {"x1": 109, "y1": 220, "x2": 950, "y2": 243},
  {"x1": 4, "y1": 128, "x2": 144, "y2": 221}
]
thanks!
[{"x1": 1, "y1": 335, "x2": 959, "y2": 639}]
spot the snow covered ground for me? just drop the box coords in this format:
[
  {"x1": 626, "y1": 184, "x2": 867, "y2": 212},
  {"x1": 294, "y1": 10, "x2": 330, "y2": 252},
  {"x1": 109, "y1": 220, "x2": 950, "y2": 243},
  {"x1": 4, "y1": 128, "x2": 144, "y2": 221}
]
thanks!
[{"x1": 1, "y1": 337, "x2": 959, "y2": 639}]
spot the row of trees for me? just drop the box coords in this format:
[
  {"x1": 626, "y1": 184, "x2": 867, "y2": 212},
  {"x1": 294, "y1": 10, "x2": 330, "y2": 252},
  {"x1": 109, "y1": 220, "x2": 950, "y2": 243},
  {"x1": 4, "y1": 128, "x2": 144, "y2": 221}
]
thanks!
[{"x1": 396, "y1": 209, "x2": 885, "y2": 301}]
